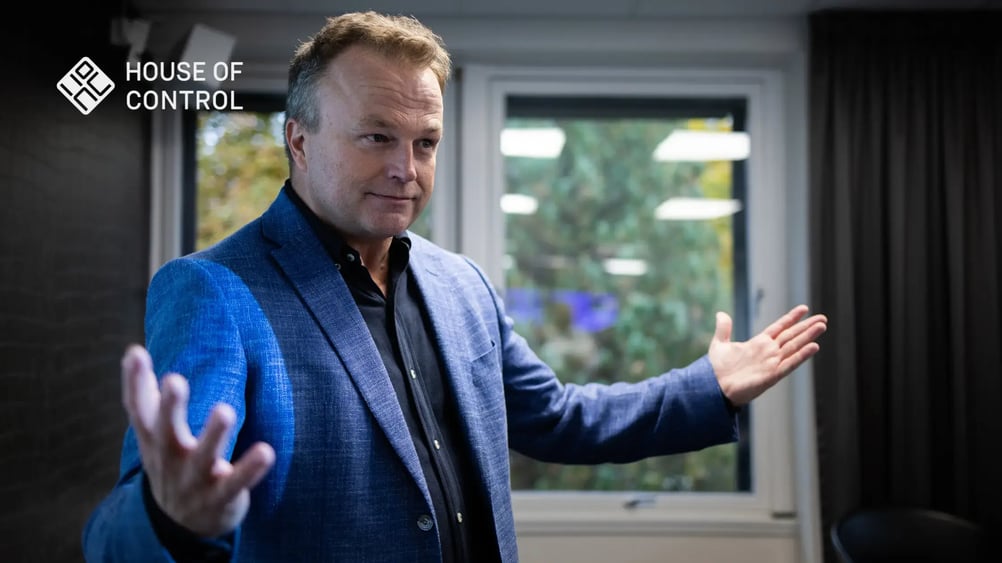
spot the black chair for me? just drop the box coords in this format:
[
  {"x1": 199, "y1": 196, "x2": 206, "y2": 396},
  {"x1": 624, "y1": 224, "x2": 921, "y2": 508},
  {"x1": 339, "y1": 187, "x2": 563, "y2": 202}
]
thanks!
[{"x1": 831, "y1": 507, "x2": 984, "y2": 563}]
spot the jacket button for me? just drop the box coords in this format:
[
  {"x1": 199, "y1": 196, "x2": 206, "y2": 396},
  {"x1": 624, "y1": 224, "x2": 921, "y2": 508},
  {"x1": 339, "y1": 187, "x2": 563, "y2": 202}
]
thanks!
[{"x1": 416, "y1": 514, "x2": 434, "y2": 532}]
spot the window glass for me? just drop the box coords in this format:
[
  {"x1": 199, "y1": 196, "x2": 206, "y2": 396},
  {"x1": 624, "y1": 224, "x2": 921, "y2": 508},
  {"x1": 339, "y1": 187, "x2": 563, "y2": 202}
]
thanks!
[
  {"x1": 503, "y1": 96, "x2": 750, "y2": 492},
  {"x1": 195, "y1": 111, "x2": 286, "y2": 250}
]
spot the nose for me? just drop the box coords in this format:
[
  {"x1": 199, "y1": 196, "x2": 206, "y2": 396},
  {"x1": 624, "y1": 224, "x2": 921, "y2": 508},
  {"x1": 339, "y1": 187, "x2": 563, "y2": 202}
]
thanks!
[{"x1": 387, "y1": 144, "x2": 418, "y2": 183}]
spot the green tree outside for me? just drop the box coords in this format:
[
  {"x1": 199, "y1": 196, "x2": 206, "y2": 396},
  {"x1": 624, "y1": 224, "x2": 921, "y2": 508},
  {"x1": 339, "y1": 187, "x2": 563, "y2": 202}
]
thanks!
[
  {"x1": 196, "y1": 112, "x2": 287, "y2": 250},
  {"x1": 504, "y1": 116, "x2": 741, "y2": 492}
]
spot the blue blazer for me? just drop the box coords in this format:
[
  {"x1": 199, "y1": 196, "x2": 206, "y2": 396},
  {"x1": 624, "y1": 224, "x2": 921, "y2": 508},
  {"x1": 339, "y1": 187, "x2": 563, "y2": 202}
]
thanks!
[{"x1": 83, "y1": 188, "x2": 737, "y2": 562}]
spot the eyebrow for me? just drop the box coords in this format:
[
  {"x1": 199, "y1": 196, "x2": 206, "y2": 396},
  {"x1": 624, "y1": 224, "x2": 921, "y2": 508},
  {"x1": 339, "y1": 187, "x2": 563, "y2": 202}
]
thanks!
[{"x1": 358, "y1": 114, "x2": 442, "y2": 136}]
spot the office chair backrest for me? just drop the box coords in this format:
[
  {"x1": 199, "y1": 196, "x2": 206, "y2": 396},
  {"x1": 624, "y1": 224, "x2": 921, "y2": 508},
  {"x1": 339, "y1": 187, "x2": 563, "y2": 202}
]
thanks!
[{"x1": 831, "y1": 507, "x2": 983, "y2": 563}]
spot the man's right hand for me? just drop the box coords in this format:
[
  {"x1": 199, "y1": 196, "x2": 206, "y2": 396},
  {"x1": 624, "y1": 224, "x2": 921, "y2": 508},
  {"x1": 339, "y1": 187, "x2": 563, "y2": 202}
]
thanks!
[{"x1": 121, "y1": 345, "x2": 275, "y2": 538}]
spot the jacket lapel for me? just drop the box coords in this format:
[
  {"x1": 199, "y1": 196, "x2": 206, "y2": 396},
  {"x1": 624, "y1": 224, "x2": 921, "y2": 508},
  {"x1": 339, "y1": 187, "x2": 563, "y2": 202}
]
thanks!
[
  {"x1": 261, "y1": 190, "x2": 430, "y2": 503},
  {"x1": 408, "y1": 243, "x2": 508, "y2": 519}
]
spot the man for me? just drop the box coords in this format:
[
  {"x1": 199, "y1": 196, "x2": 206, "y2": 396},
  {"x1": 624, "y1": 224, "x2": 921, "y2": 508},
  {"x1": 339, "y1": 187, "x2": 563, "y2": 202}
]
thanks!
[{"x1": 83, "y1": 11, "x2": 827, "y2": 562}]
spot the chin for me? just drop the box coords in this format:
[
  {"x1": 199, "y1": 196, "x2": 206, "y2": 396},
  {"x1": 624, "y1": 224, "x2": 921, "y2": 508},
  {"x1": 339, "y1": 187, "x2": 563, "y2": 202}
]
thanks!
[
  {"x1": 361, "y1": 225, "x2": 408, "y2": 240},
  {"x1": 375, "y1": 218, "x2": 413, "y2": 235}
]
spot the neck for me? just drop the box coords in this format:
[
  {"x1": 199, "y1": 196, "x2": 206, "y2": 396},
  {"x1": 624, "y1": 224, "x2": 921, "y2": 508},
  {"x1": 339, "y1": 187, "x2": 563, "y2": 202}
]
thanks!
[
  {"x1": 349, "y1": 237, "x2": 392, "y2": 271},
  {"x1": 348, "y1": 237, "x2": 392, "y2": 295}
]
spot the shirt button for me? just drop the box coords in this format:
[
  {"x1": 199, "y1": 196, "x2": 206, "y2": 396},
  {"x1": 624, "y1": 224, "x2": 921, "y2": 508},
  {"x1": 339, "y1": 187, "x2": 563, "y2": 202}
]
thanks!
[
  {"x1": 456, "y1": 512, "x2": 463, "y2": 524},
  {"x1": 335, "y1": 263, "x2": 341, "y2": 271},
  {"x1": 433, "y1": 439, "x2": 441, "y2": 450},
  {"x1": 346, "y1": 253, "x2": 356, "y2": 262},
  {"x1": 416, "y1": 514, "x2": 434, "y2": 532},
  {"x1": 409, "y1": 369, "x2": 417, "y2": 379}
]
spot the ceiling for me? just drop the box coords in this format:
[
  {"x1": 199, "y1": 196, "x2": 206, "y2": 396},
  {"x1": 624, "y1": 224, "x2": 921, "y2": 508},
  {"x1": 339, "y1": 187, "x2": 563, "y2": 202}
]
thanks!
[
  {"x1": 133, "y1": 0, "x2": 1001, "y2": 18},
  {"x1": 125, "y1": 0, "x2": 1000, "y2": 68}
]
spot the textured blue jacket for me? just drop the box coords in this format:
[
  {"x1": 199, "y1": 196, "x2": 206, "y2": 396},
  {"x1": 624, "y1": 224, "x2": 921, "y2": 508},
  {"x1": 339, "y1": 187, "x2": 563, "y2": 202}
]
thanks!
[{"x1": 82, "y1": 188, "x2": 737, "y2": 561}]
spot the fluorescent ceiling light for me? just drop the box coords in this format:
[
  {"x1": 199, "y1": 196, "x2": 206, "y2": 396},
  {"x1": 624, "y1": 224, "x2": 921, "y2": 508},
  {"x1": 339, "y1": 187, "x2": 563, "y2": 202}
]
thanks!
[
  {"x1": 653, "y1": 130, "x2": 750, "y2": 162},
  {"x1": 602, "y1": 258, "x2": 648, "y2": 276},
  {"x1": 501, "y1": 127, "x2": 566, "y2": 158},
  {"x1": 654, "y1": 197, "x2": 743, "y2": 220},
  {"x1": 500, "y1": 194, "x2": 539, "y2": 215}
]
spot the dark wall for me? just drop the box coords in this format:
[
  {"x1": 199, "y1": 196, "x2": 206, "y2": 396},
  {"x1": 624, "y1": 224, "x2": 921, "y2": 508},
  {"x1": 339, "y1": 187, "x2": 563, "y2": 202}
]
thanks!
[{"x1": 0, "y1": 6, "x2": 150, "y2": 562}]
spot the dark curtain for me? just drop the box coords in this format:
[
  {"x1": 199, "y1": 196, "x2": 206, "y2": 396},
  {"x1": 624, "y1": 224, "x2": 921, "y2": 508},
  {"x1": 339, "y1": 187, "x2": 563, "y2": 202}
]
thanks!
[{"x1": 809, "y1": 10, "x2": 1002, "y2": 562}]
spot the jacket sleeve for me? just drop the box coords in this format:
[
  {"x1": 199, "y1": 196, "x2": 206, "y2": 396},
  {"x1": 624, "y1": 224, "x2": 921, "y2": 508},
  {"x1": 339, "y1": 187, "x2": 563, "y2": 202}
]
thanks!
[
  {"x1": 461, "y1": 257, "x2": 739, "y2": 464},
  {"x1": 82, "y1": 258, "x2": 250, "y2": 561}
]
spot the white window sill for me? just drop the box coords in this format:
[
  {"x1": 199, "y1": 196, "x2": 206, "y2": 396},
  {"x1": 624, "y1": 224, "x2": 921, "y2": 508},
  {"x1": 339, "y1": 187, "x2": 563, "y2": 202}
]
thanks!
[{"x1": 513, "y1": 492, "x2": 797, "y2": 537}]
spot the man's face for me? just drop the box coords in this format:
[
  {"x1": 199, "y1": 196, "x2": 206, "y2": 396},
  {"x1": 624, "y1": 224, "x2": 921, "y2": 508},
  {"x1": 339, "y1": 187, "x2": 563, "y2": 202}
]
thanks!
[{"x1": 288, "y1": 45, "x2": 443, "y2": 246}]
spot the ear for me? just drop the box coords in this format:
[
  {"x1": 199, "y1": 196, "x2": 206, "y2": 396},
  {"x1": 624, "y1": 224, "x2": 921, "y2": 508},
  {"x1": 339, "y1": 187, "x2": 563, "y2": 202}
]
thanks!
[{"x1": 285, "y1": 118, "x2": 308, "y2": 173}]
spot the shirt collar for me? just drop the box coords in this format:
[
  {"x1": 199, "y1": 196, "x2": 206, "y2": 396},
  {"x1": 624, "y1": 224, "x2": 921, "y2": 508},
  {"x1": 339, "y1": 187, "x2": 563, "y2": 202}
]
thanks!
[{"x1": 282, "y1": 179, "x2": 412, "y2": 270}]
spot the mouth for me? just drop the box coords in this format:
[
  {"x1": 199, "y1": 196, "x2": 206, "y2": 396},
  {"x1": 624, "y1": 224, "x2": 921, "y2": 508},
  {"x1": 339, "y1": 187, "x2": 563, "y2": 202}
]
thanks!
[{"x1": 368, "y1": 193, "x2": 414, "y2": 202}]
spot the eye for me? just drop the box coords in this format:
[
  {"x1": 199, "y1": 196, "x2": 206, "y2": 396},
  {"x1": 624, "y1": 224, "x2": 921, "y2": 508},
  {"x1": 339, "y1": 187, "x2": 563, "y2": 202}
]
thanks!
[
  {"x1": 419, "y1": 138, "x2": 439, "y2": 150},
  {"x1": 365, "y1": 133, "x2": 390, "y2": 143}
]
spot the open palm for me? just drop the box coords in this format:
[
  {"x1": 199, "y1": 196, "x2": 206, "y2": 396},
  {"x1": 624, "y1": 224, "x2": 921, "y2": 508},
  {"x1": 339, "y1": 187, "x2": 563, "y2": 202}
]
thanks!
[{"x1": 709, "y1": 305, "x2": 827, "y2": 406}]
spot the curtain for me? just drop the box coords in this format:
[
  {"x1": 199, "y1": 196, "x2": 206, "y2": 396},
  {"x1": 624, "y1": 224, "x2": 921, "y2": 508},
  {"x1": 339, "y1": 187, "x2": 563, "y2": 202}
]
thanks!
[{"x1": 809, "y1": 10, "x2": 1002, "y2": 562}]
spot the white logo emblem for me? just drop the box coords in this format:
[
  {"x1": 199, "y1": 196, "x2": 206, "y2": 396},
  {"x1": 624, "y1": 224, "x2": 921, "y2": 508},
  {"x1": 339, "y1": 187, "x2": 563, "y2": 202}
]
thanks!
[{"x1": 57, "y1": 57, "x2": 115, "y2": 115}]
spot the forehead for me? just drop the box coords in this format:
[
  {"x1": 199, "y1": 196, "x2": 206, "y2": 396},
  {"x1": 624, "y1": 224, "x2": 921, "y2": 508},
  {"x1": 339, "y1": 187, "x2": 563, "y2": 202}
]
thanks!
[{"x1": 322, "y1": 46, "x2": 443, "y2": 127}]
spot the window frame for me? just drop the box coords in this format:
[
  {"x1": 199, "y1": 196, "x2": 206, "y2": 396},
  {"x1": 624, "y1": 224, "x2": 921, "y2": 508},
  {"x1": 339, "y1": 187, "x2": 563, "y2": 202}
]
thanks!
[{"x1": 459, "y1": 64, "x2": 798, "y2": 533}]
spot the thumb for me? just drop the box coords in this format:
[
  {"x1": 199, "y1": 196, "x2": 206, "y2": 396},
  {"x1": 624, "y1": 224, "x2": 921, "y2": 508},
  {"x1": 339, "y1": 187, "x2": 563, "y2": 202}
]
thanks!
[{"x1": 713, "y1": 311, "x2": 733, "y2": 343}]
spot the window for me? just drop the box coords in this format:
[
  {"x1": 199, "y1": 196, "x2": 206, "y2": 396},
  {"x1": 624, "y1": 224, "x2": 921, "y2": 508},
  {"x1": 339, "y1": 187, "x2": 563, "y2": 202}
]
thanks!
[
  {"x1": 190, "y1": 109, "x2": 285, "y2": 251},
  {"x1": 459, "y1": 65, "x2": 796, "y2": 526},
  {"x1": 501, "y1": 96, "x2": 751, "y2": 493}
]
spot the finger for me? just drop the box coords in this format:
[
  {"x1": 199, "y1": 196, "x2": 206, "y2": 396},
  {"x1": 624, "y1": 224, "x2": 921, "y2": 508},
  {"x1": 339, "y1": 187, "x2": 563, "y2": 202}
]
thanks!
[
  {"x1": 714, "y1": 311, "x2": 733, "y2": 343},
  {"x1": 777, "y1": 341, "x2": 821, "y2": 376},
  {"x1": 192, "y1": 403, "x2": 237, "y2": 475},
  {"x1": 121, "y1": 345, "x2": 159, "y2": 442},
  {"x1": 217, "y1": 442, "x2": 276, "y2": 502},
  {"x1": 156, "y1": 374, "x2": 197, "y2": 451},
  {"x1": 762, "y1": 305, "x2": 810, "y2": 339},
  {"x1": 779, "y1": 320, "x2": 827, "y2": 356},
  {"x1": 773, "y1": 316, "x2": 829, "y2": 346}
]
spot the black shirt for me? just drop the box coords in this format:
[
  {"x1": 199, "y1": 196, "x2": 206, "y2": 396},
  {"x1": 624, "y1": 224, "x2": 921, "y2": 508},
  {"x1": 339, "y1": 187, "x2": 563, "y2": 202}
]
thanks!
[{"x1": 144, "y1": 183, "x2": 499, "y2": 562}]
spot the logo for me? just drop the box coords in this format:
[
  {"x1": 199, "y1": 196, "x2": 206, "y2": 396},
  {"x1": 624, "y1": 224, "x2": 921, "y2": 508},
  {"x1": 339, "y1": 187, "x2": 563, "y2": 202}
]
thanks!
[{"x1": 57, "y1": 57, "x2": 115, "y2": 115}]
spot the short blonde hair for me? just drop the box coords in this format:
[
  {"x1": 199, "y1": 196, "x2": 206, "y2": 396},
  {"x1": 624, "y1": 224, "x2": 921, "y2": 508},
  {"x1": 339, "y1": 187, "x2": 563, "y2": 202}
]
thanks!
[{"x1": 286, "y1": 11, "x2": 451, "y2": 136}]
